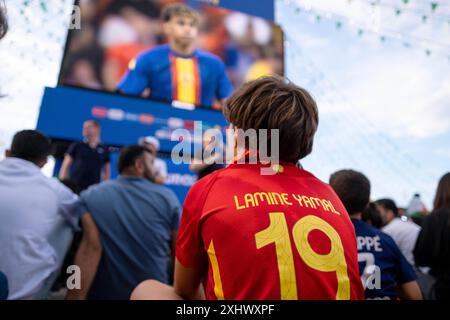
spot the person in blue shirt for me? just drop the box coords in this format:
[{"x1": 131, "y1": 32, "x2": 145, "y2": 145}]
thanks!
[
  {"x1": 66, "y1": 145, "x2": 180, "y2": 300},
  {"x1": 329, "y1": 169, "x2": 422, "y2": 300},
  {"x1": 117, "y1": 3, "x2": 233, "y2": 108}
]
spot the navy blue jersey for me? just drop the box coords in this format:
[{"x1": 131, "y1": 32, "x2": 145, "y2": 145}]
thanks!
[
  {"x1": 117, "y1": 44, "x2": 233, "y2": 107},
  {"x1": 352, "y1": 219, "x2": 417, "y2": 299}
]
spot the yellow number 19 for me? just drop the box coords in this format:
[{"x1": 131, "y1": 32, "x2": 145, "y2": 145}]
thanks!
[{"x1": 255, "y1": 212, "x2": 350, "y2": 300}]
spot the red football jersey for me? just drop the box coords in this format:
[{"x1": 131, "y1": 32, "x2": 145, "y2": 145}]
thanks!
[{"x1": 176, "y1": 162, "x2": 365, "y2": 300}]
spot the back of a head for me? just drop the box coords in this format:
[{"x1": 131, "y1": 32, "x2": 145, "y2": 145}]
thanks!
[
  {"x1": 434, "y1": 172, "x2": 450, "y2": 210},
  {"x1": 118, "y1": 145, "x2": 150, "y2": 175},
  {"x1": 10, "y1": 130, "x2": 51, "y2": 165},
  {"x1": 329, "y1": 169, "x2": 371, "y2": 215},
  {"x1": 375, "y1": 198, "x2": 399, "y2": 217},
  {"x1": 0, "y1": 1, "x2": 7, "y2": 40},
  {"x1": 224, "y1": 76, "x2": 319, "y2": 164},
  {"x1": 139, "y1": 136, "x2": 160, "y2": 151},
  {"x1": 362, "y1": 202, "x2": 383, "y2": 229}
]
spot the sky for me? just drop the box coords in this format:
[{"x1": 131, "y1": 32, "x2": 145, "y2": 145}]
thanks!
[
  {"x1": 0, "y1": 0, "x2": 448, "y2": 207},
  {"x1": 276, "y1": 0, "x2": 450, "y2": 208}
]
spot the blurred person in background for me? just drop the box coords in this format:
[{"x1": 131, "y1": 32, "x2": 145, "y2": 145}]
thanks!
[
  {"x1": 99, "y1": 1, "x2": 160, "y2": 90},
  {"x1": 0, "y1": 130, "x2": 81, "y2": 299},
  {"x1": 0, "y1": 0, "x2": 8, "y2": 301},
  {"x1": 330, "y1": 170, "x2": 422, "y2": 300},
  {"x1": 64, "y1": 55, "x2": 103, "y2": 89},
  {"x1": 117, "y1": 3, "x2": 233, "y2": 108},
  {"x1": 376, "y1": 198, "x2": 435, "y2": 299},
  {"x1": 59, "y1": 120, "x2": 110, "y2": 192},
  {"x1": 414, "y1": 172, "x2": 450, "y2": 300},
  {"x1": 66, "y1": 146, "x2": 180, "y2": 300},
  {"x1": 375, "y1": 198, "x2": 421, "y2": 267},
  {"x1": 406, "y1": 193, "x2": 428, "y2": 226},
  {"x1": 0, "y1": 0, "x2": 7, "y2": 40},
  {"x1": 139, "y1": 136, "x2": 167, "y2": 185},
  {"x1": 223, "y1": 12, "x2": 282, "y2": 84},
  {"x1": 362, "y1": 202, "x2": 383, "y2": 229}
]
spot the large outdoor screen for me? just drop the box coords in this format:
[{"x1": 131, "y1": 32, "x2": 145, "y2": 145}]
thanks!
[{"x1": 58, "y1": 0, "x2": 284, "y2": 107}]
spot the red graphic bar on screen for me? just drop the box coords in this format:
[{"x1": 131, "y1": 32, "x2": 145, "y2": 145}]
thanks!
[
  {"x1": 92, "y1": 106, "x2": 108, "y2": 118},
  {"x1": 139, "y1": 114, "x2": 155, "y2": 124},
  {"x1": 184, "y1": 120, "x2": 195, "y2": 130}
]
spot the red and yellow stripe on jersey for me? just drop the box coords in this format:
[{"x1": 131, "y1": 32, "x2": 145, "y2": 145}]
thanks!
[
  {"x1": 176, "y1": 162, "x2": 365, "y2": 300},
  {"x1": 170, "y1": 54, "x2": 201, "y2": 105}
]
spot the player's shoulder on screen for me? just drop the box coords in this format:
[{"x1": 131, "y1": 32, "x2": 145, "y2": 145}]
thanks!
[
  {"x1": 196, "y1": 49, "x2": 226, "y2": 66},
  {"x1": 134, "y1": 44, "x2": 171, "y2": 62}
]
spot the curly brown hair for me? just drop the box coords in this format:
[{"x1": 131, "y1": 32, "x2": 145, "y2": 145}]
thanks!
[{"x1": 224, "y1": 76, "x2": 319, "y2": 163}]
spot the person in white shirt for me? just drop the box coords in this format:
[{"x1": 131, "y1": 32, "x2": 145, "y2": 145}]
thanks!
[
  {"x1": 138, "y1": 136, "x2": 168, "y2": 185},
  {"x1": 0, "y1": 130, "x2": 81, "y2": 299},
  {"x1": 375, "y1": 198, "x2": 421, "y2": 266}
]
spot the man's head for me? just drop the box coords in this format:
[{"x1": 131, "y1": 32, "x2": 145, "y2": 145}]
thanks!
[
  {"x1": 83, "y1": 120, "x2": 101, "y2": 142},
  {"x1": 6, "y1": 130, "x2": 51, "y2": 168},
  {"x1": 329, "y1": 169, "x2": 371, "y2": 216},
  {"x1": 224, "y1": 76, "x2": 319, "y2": 164},
  {"x1": 362, "y1": 202, "x2": 383, "y2": 229},
  {"x1": 375, "y1": 198, "x2": 399, "y2": 225},
  {"x1": 138, "y1": 136, "x2": 160, "y2": 155},
  {"x1": 161, "y1": 3, "x2": 200, "y2": 49},
  {"x1": 118, "y1": 145, "x2": 155, "y2": 181},
  {"x1": 0, "y1": 1, "x2": 7, "y2": 40}
]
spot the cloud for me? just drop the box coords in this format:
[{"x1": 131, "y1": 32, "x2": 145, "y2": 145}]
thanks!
[
  {"x1": 343, "y1": 54, "x2": 450, "y2": 138},
  {"x1": 294, "y1": 33, "x2": 330, "y2": 49}
]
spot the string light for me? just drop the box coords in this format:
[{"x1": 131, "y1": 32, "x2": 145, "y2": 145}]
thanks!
[
  {"x1": 281, "y1": 34, "x2": 438, "y2": 204},
  {"x1": 285, "y1": 0, "x2": 450, "y2": 61}
]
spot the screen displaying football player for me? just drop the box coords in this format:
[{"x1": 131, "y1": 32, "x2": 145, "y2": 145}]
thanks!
[{"x1": 117, "y1": 3, "x2": 233, "y2": 108}]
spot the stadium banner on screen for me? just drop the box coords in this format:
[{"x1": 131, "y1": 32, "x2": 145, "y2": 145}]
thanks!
[
  {"x1": 36, "y1": 86, "x2": 228, "y2": 154},
  {"x1": 186, "y1": 0, "x2": 275, "y2": 21}
]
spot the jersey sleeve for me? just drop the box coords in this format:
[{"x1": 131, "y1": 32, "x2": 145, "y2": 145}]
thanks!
[
  {"x1": 117, "y1": 53, "x2": 150, "y2": 96},
  {"x1": 176, "y1": 187, "x2": 206, "y2": 268},
  {"x1": 176, "y1": 173, "x2": 220, "y2": 268},
  {"x1": 215, "y1": 61, "x2": 233, "y2": 100}
]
